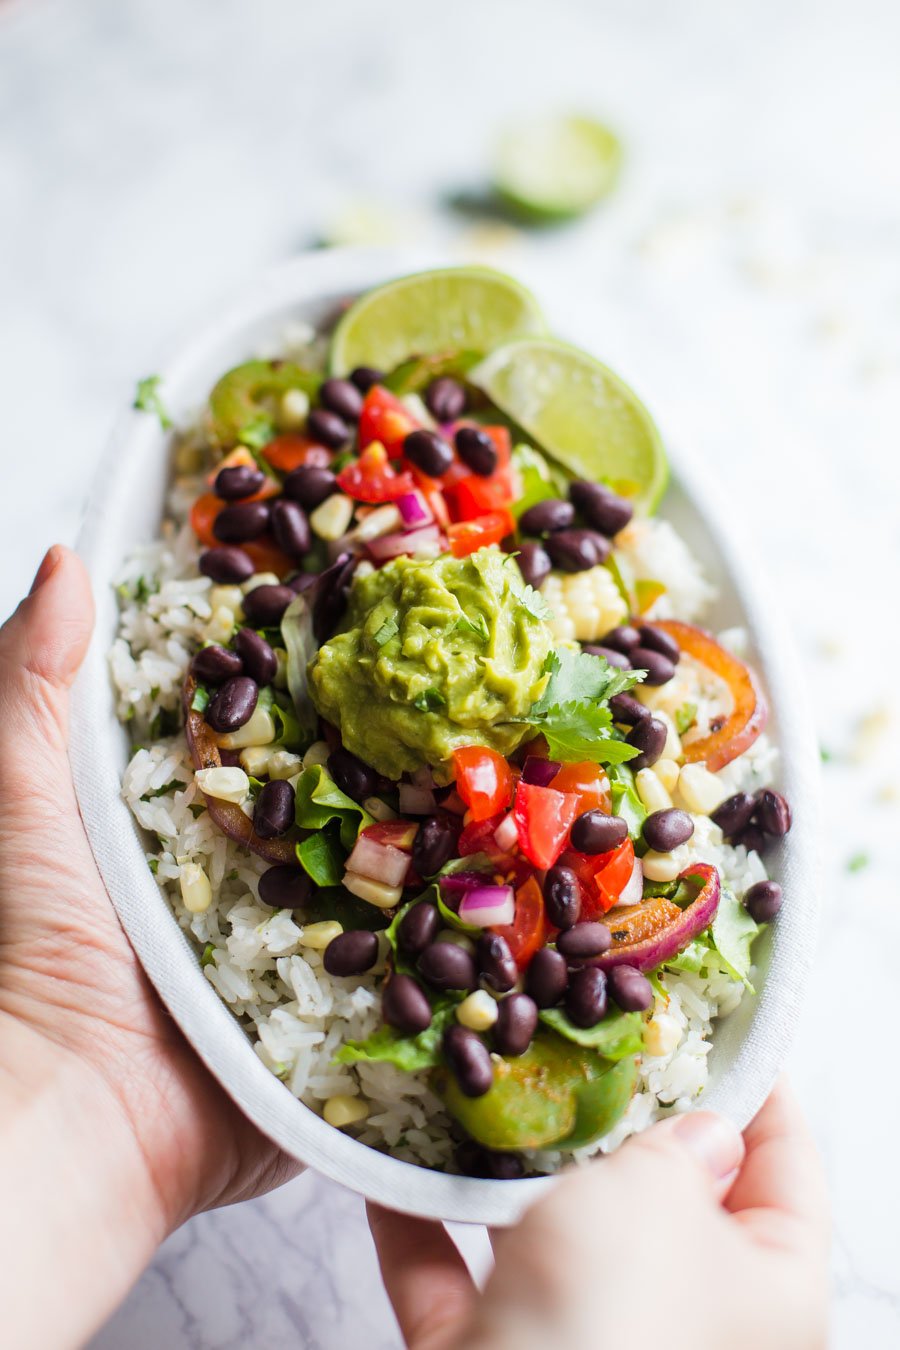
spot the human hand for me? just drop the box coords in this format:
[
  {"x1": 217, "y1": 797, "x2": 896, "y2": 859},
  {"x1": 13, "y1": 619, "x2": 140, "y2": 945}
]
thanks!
[
  {"x1": 0, "y1": 547, "x2": 296, "y2": 1347},
  {"x1": 369, "y1": 1081, "x2": 829, "y2": 1350}
]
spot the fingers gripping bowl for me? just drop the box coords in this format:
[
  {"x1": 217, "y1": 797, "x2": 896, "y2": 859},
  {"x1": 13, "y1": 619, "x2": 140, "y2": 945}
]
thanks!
[{"x1": 71, "y1": 250, "x2": 819, "y2": 1225}]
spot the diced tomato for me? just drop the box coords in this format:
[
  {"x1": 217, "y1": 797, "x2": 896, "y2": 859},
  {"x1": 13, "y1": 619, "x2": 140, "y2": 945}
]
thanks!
[
  {"x1": 361, "y1": 819, "x2": 419, "y2": 851},
  {"x1": 406, "y1": 464, "x2": 451, "y2": 528},
  {"x1": 513, "y1": 781, "x2": 580, "y2": 870},
  {"x1": 190, "y1": 492, "x2": 223, "y2": 547},
  {"x1": 337, "y1": 442, "x2": 416, "y2": 503},
  {"x1": 549, "y1": 762, "x2": 612, "y2": 815},
  {"x1": 452, "y1": 746, "x2": 514, "y2": 823},
  {"x1": 491, "y1": 875, "x2": 548, "y2": 970},
  {"x1": 447, "y1": 510, "x2": 515, "y2": 557},
  {"x1": 562, "y1": 838, "x2": 636, "y2": 918},
  {"x1": 358, "y1": 386, "x2": 419, "y2": 456},
  {"x1": 242, "y1": 537, "x2": 296, "y2": 578},
  {"x1": 452, "y1": 463, "x2": 518, "y2": 519},
  {"x1": 189, "y1": 493, "x2": 294, "y2": 576},
  {"x1": 457, "y1": 812, "x2": 513, "y2": 864},
  {"x1": 206, "y1": 447, "x2": 281, "y2": 499},
  {"x1": 261, "y1": 434, "x2": 333, "y2": 474}
]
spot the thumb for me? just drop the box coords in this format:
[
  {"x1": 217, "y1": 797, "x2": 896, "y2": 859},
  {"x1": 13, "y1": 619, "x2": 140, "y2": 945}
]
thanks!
[{"x1": 0, "y1": 546, "x2": 95, "y2": 756}]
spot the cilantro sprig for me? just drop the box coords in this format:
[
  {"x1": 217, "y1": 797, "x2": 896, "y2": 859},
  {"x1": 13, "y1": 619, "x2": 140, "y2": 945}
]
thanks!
[
  {"x1": 133, "y1": 375, "x2": 173, "y2": 430},
  {"x1": 514, "y1": 647, "x2": 643, "y2": 764}
]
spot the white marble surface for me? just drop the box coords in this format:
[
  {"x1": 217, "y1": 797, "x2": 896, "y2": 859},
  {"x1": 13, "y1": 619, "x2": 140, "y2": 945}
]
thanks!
[{"x1": 2, "y1": 0, "x2": 900, "y2": 1345}]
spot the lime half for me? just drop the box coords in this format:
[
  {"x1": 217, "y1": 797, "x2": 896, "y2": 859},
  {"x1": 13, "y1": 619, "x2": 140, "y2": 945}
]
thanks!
[
  {"x1": 329, "y1": 266, "x2": 546, "y2": 376},
  {"x1": 470, "y1": 337, "x2": 668, "y2": 512},
  {"x1": 494, "y1": 115, "x2": 621, "y2": 222}
]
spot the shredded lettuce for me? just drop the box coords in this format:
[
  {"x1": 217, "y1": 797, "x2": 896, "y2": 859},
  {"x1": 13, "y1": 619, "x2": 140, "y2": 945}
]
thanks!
[
  {"x1": 710, "y1": 886, "x2": 760, "y2": 990},
  {"x1": 334, "y1": 1000, "x2": 458, "y2": 1071},
  {"x1": 296, "y1": 827, "x2": 345, "y2": 887},
  {"x1": 608, "y1": 762, "x2": 647, "y2": 840},
  {"x1": 539, "y1": 1006, "x2": 644, "y2": 1059},
  {"x1": 293, "y1": 764, "x2": 373, "y2": 851}
]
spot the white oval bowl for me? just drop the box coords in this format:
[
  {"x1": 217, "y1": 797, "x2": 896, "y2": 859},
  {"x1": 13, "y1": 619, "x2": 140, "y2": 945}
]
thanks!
[{"x1": 71, "y1": 247, "x2": 819, "y2": 1227}]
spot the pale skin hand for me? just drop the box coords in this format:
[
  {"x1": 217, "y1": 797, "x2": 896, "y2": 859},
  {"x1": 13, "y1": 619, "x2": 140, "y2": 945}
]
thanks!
[
  {"x1": 0, "y1": 547, "x2": 298, "y2": 1350},
  {"x1": 369, "y1": 1082, "x2": 829, "y2": 1350}
]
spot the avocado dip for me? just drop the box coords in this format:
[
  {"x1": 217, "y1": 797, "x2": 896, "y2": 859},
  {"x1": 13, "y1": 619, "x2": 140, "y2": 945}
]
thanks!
[{"x1": 307, "y1": 547, "x2": 553, "y2": 780}]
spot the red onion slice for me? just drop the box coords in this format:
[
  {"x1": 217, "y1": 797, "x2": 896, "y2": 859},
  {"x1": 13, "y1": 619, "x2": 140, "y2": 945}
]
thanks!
[
  {"x1": 345, "y1": 835, "x2": 411, "y2": 888},
  {"x1": 594, "y1": 863, "x2": 721, "y2": 973},
  {"x1": 458, "y1": 884, "x2": 515, "y2": 928},
  {"x1": 396, "y1": 490, "x2": 433, "y2": 529},
  {"x1": 367, "y1": 524, "x2": 445, "y2": 563},
  {"x1": 398, "y1": 783, "x2": 437, "y2": 815}
]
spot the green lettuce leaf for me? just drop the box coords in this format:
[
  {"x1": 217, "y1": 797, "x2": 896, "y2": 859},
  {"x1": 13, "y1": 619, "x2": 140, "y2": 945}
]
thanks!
[
  {"x1": 510, "y1": 443, "x2": 565, "y2": 519},
  {"x1": 294, "y1": 764, "x2": 373, "y2": 851},
  {"x1": 608, "y1": 763, "x2": 647, "y2": 841},
  {"x1": 539, "y1": 1007, "x2": 644, "y2": 1059},
  {"x1": 663, "y1": 937, "x2": 710, "y2": 973},
  {"x1": 133, "y1": 374, "x2": 172, "y2": 430},
  {"x1": 710, "y1": 886, "x2": 761, "y2": 990},
  {"x1": 296, "y1": 827, "x2": 345, "y2": 887},
  {"x1": 334, "y1": 1000, "x2": 459, "y2": 1071}
]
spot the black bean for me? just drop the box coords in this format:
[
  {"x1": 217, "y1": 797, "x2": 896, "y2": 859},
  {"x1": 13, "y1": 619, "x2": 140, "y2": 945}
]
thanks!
[
  {"x1": 382, "y1": 974, "x2": 432, "y2": 1035},
  {"x1": 543, "y1": 865, "x2": 581, "y2": 930},
  {"x1": 569, "y1": 481, "x2": 634, "y2": 537},
  {"x1": 515, "y1": 541, "x2": 552, "y2": 589},
  {"x1": 525, "y1": 947, "x2": 569, "y2": 1008},
  {"x1": 476, "y1": 933, "x2": 518, "y2": 993},
  {"x1": 419, "y1": 941, "x2": 478, "y2": 993},
  {"x1": 258, "y1": 864, "x2": 312, "y2": 910},
  {"x1": 610, "y1": 691, "x2": 650, "y2": 725},
  {"x1": 454, "y1": 425, "x2": 497, "y2": 476},
  {"x1": 607, "y1": 964, "x2": 653, "y2": 1012},
  {"x1": 570, "y1": 810, "x2": 628, "y2": 855},
  {"x1": 403, "y1": 429, "x2": 454, "y2": 477},
  {"x1": 283, "y1": 465, "x2": 338, "y2": 509},
  {"x1": 191, "y1": 644, "x2": 243, "y2": 685},
  {"x1": 412, "y1": 815, "x2": 457, "y2": 877},
  {"x1": 494, "y1": 993, "x2": 538, "y2": 1057},
  {"x1": 455, "y1": 1141, "x2": 524, "y2": 1180},
  {"x1": 320, "y1": 377, "x2": 364, "y2": 421},
  {"x1": 312, "y1": 552, "x2": 357, "y2": 642},
  {"x1": 582, "y1": 644, "x2": 631, "y2": 671},
  {"x1": 213, "y1": 501, "x2": 270, "y2": 543},
  {"x1": 242, "y1": 583, "x2": 295, "y2": 627},
  {"x1": 270, "y1": 498, "x2": 312, "y2": 559},
  {"x1": 603, "y1": 624, "x2": 642, "y2": 654},
  {"x1": 638, "y1": 624, "x2": 681, "y2": 665},
  {"x1": 710, "y1": 792, "x2": 757, "y2": 840},
  {"x1": 627, "y1": 716, "x2": 668, "y2": 768},
  {"x1": 214, "y1": 464, "x2": 266, "y2": 501},
  {"x1": 206, "y1": 675, "x2": 259, "y2": 732},
  {"x1": 545, "y1": 528, "x2": 610, "y2": 572},
  {"x1": 397, "y1": 902, "x2": 441, "y2": 957},
  {"x1": 744, "y1": 879, "x2": 783, "y2": 922},
  {"x1": 323, "y1": 929, "x2": 379, "y2": 976},
  {"x1": 518, "y1": 499, "x2": 575, "y2": 535},
  {"x1": 253, "y1": 779, "x2": 296, "y2": 839},
  {"x1": 443, "y1": 1025, "x2": 493, "y2": 1097},
  {"x1": 643, "y1": 808, "x2": 694, "y2": 853},
  {"x1": 565, "y1": 966, "x2": 608, "y2": 1028},
  {"x1": 425, "y1": 377, "x2": 466, "y2": 422},
  {"x1": 327, "y1": 748, "x2": 377, "y2": 803},
  {"x1": 350, "y1": 366, "x2": 385, "y2": 393},
  {"x1": 737, "y1": 824, "x2": 768, "y2": 856},
  {"x1": 755, "y1": 789, "x2": 792, "y2": 838},
  {"x1": 307, "y1": 407, "x2": 350, "y2": 449},
  {"x1": 557, "y1": 922, "x2": 612, "y2": 959},
  {"x1": 629, "y1": 646, "x2": 676, "y2": 686},
  {"x1": 199, "y1": 546, "x2": 255, "y2": 584},
  {"x1": 234, "y1": 627, "x2": 278, "y2": 686}
]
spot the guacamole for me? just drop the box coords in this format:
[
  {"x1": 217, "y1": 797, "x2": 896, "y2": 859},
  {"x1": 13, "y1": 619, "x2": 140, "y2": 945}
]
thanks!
[{"x1": 307, "y1": 548, "x2": 552, "y2": 780}]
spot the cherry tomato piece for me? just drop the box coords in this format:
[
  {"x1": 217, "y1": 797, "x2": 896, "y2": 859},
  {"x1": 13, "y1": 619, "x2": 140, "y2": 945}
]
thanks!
[
  {"x1": 453, "y1": 746, "x2": 514, "y2": 823},
  {"x1": 337, "y1": 442, "x2": 416, "y2": 503},
  {"x1": 491, "y1": 875, "x2": 548, "y2": 970},
  {"x1": 549, "y1": 762, "x2": 612, "y2": 815},
  {"x1": 358, "y1": 386, "x2": 419, "y2": 456},
  {"x1": 261, "y1": 434, "x2": 333, "y2": 474},
  {"x1": 513, "y1": 781, "x2": 580, "y2": 870},
  {"x1": 447, "y1": 510, "x2": 516, "y2": 558}
]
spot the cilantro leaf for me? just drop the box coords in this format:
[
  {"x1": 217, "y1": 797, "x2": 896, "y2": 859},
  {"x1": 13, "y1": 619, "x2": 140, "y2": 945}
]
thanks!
[
  {"x1": 513, "y1": 648, "x2": 642, "y2": 765},
  {"x1": 374, "y1": 616, "x2": 399, "y2": 646},
  {"x1": 674, "y1": 701, "x2": 698, "y2": 735},
  {"x1": 133, "y1": 375, "x2": 173, "y2": 430},
  {"x1": 518, "y1": 583, "x2": 551, "y2": 621},
  {"x1": 413, "y1": 687, "x2": 447, "y2": 713},
  {"x1": 454, "y1": 612, "x2": 490, "y2": 642}
]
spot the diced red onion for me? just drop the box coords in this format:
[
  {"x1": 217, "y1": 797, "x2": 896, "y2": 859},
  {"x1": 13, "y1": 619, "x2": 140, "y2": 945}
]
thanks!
[
  {"x1": 398, "y1": 783, "x2": 437, "y2": 815},
  {"x1": 521, "y1": 756, "x2": 562, "y2": 787},
  {"x1": 396, "y1": 491, "x2": 433, "y2": 529},
  {"x1": 439, "y1": 871, "x2": 488, "y2": 900},
  {"x1": 593, "y1": 863, "x2": 721, "y2": 973},
  {"x1": 493, "y1": 812, "x2": 519, "y2": 853},
  {"x1": 458, "y1": 884, "x2": 515, "y2": 928},
  {"x1": 345, "y1": 835, "x2": 411, "y2": 889},
  {"x1": 367, "y1": 524, "x2": 444, "y2": 563},
  {"x1": 411, "y1": 764, "x2": 437, "y2": 789}
]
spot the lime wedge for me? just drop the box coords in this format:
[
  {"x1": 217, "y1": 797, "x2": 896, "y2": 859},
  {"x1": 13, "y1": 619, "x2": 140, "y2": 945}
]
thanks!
[
  {"x1": 494, "y1": 115, "x2": 621, "y2": 221},
  {"x1": 329, "y1": 266, "x2": 546, "y2": 376},
  {"x1": 470, "y1": 337, "x2": 668, "y2": 513}
]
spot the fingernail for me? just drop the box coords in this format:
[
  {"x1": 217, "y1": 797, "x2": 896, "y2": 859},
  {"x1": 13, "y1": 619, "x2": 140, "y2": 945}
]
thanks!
[
  {"x1": 30, "y1": 547, "x2": 61, "y2": 594},
  {"x1": 670, "y1": 1112, "x2": 743, "y2": 1179}
]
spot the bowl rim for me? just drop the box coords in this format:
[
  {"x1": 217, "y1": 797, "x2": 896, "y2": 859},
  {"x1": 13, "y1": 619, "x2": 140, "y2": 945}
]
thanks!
[{"x1": 70, "y1": 246, "x2": 820, "y2": 1227}]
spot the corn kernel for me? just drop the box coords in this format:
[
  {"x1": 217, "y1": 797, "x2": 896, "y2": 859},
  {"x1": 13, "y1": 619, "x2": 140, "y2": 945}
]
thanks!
[
  {"x1": 350, "y1": 503, "x2": 402, "y2": 541},
  {"x1": 363, "y1": 796, "x2": 398, "y2": 822},
  {"x1": 239, "y1": 745, "x2": 273, "y2": 777},
  {"x1": 641, "y1": 846, "x2": 688, "y2": 883},
  {"x1": 343, "y1": 873, "x2": 402, "y2": 909},
  {"x1": 310, "y1": 493, "x2": 354, "y2": 540},
  {"x1": 636, "y1": 768, "x2": 673, "y2": 814},
  {"x1": 279, "y1": 387, "x2": 310, "y2": 430},
  {"x1": 323, "y1": 1094, "x2": 369, "y2": 1128},
  {"x1": 654, "y1": 758, "x2": 680, "y2": 794},
  {"x1": 300, "y1": 920, "x2": 343, "y2": 949},
  {"x1": 268, "y1": 750, "x2": 303, "y2": 780},
  {"x1": 643, "y1": 1012, "x2": 681, "y2": 1057},
  {"x1": 541, "y1": 565, "x2": 627, "y2": 643},
  {"x1": 656, "y1": 711, "x2": 683, "y2": 762},
  {"x1": 180, "y1": 862, "x2": 212, "y2": 914},
  {"x1": 456, "y1": 990, "x2": 499, "y2": 1032},
  {"x1": 203, "y1": 605, "x2": 238, "y2": 645},
  {"x1": 303, "y1": 739, "x2": 331, "y2": 769},
  {"x1": 242, "y1": 571, "x2": 281, "y2": 594},
  {"x1": 216, "y1": 705, "x2": 276, "y2": 750},
  {"x1": 676, "y1": 763, "x2": 727, "y2": 816},
  {"x1": 195, "y1": 766, "x2": 250, "y2": 804},
  {"x1": 209, "y1": 584, "x2": 245, "y2": 614}
]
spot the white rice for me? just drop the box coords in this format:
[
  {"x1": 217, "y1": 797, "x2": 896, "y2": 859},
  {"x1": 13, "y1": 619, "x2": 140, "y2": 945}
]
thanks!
[{"x1": 111, "y1": 483, "x2": 775, "y2": 1174}]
